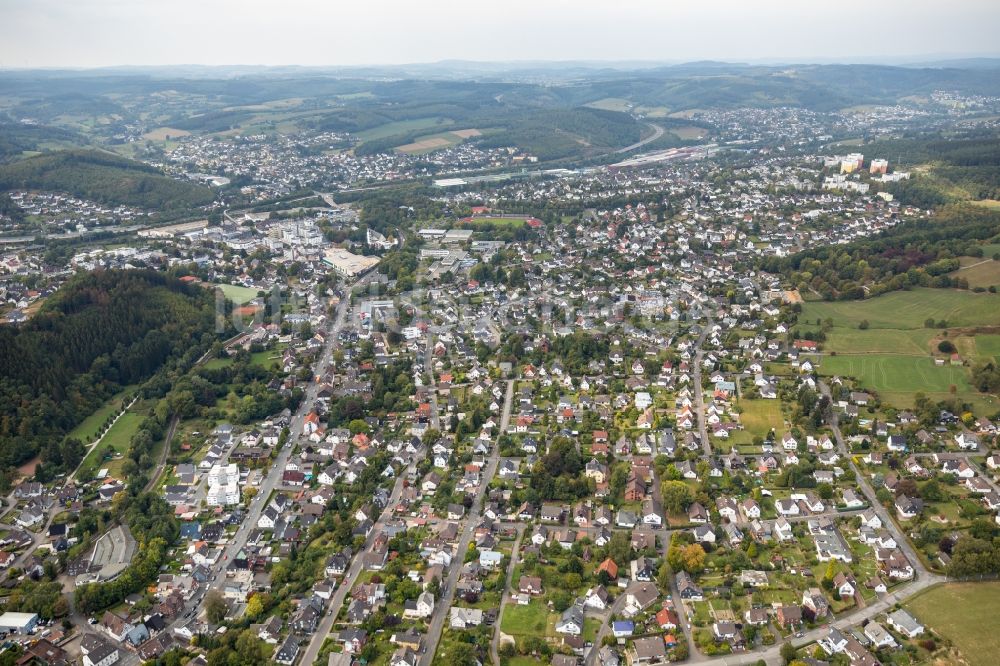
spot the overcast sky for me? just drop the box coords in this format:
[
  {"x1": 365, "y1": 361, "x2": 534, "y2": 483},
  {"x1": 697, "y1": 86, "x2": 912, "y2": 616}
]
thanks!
[{"x1": 1, "y1": 0, "x2": 998, "y2": 69}]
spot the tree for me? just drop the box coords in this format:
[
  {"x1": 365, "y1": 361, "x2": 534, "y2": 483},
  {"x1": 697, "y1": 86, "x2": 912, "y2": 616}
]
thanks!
[
  {"x1": 204, "y1": 589, "x2": 228, "y2": 624},
  {"x1": 938, "y1": 340, "x2": 956, "y2": 354},
  {"x1": 449, "y1": 642, "x2": 479, "y2": 666},
  {"x1": 607, "y1": 531, "x2": 631, "y2": 565},
  {"x1": 661, "y1": 480, "x2": 693, "y2": 514},
  {"x1": 245, "y1": 595, "x2": 264, "y2": 620},
  {"x1": 681, "y1": 544, "x2": 706, "y2": 573},
  {"x1": 780, "y1": 641, "x2": 799, "y2": 665}
]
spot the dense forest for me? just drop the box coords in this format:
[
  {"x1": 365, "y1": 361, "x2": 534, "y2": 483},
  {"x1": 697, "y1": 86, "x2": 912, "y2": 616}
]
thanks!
[
  {"x1": 0, "y1": 270, "x2": 217, "y2": 481},
  {"x1": 862, "y1": 130, "x2": 1000, "y2": 205},
  {"x1": 0, "y1": 149, "x2": 215, "y2": 210},
  {"x1": 0, "y1": 192, "x2": 23, "y2": 221},
  {"x1": 0, "y1": 121, "x2": 83, "y2": 162},
  {"x1": 762, "y1": 204, "x2": 1000, "y2": 299}
]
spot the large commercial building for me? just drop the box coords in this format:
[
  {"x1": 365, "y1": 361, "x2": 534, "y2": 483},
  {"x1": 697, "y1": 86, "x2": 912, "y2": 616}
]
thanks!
[
  {"x1": 0, "y1": 611, "x2": 39, "y2": 634},
  {"x1": 322, "y1": 248, "x2": 380, "y2": 277}
]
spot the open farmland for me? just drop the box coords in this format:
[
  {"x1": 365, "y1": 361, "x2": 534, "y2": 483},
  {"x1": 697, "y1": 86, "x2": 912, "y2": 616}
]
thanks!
[
  {"x1": 817, "y1": 354, "x2": 971, "y2": 394},
  {"x1": 356, "y1": 117, "x2": 451, "y2": 141},
  {"x1": 800, "y1": 288, "x2": 1000, "y2": 408},
  {"x1": 949, "y1": 257, "x2": 1000, "y2": 289},
  {"x1": 801, "y1": 288, "x2": 1000, "y2": 331},
  {"x1": 396, "y1": 128, "x2": 481, "y2": 155},
  {"x1": 906, "y1": 582, "x2": 1000, "y2": 666},
  {"x1": 142, "y1": 126, "x2": 191, "y2": 141}
]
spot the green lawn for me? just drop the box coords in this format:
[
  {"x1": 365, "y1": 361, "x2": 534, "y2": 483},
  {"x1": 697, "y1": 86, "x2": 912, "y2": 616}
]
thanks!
[
  {"x1": 906, "y1": 582, "x2": 1000, "y2": 666},
  {"x1": 215, "y1": 283, "x2": 260, "y2": 305},
  {"x1": 801, "y1": 288, "x2": 1000, "y2": 330},
  {"x1": 816, "y1": 354, "x2": 971, "y2": 396},
  {"x1": 583, "y1": 616, "x2": 602, "y2": 642},
  {"x1": 740, "y1": 399, "x2": 784, "y2": 438},
  {"x1": 67, "y1": 386, "x2": 137, "y2": 443},
  {"x1": 949, "y1": 258, "x2": 1000, "y2": 289},
  {"x1": 203, "y1": 357, "x2": 234, "y2": 370},
  {"x1": 971, "y1": 334, "x2": 1000, "y2": 361},
  {"x1": 499, "y1": 600, "x2": 554, "y2": 637},
  {"x1": 77, "y1": 411, "x2": 145, "y2": 479}
]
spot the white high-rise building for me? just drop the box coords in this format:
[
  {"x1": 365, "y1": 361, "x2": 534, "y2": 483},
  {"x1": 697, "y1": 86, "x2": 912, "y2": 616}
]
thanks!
[{"x1": 206, "y1": 463, "x2": 240, "y2": 506}]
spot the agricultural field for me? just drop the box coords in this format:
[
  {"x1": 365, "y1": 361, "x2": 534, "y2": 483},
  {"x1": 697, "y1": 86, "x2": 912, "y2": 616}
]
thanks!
[
  {"x1": 816, "y1": 354, "x2": 973, "y2": 408},
  {"x1": 801, "y1": 288, "x2": 1000, "y2": 331},
  {"x1": 815, "y1": 327, "x2": 934, "y2": 355},
  {"x1": 141, "y1": 126, "x2": 191, "y2": 141},
  {"x1": 215, "y1": 283, "x2": 260, "y2": 304},
  {"x1": 906, "y1": 582, "x2": 1000, "y2": 666},
  {"x1": 816, "y1": 355, "x2": 971, "y2": 394},
  {"x1": 584, "y1": 97, "x2": 634, "y2": 112},
  {"x1": 356, "y1": 117, "x2": 451, "y2": 141},
  {"x1": 970, "y1": 334, "x2": 1000, "y2": 360},
  {"x1": 801, "y1": 289, "x2": 1000, "y2": 409},
  {"x1": 395, "y1": 128, "x2": 481, "y2": 155},
  {"x1": 949, "y1": 257, "x2": 1000, "y2": 289}
]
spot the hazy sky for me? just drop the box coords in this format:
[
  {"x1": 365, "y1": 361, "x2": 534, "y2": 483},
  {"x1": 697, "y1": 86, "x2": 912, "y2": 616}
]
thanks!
[{"x1": 1, "y1": 0, "x2": 998, "y2": 69}]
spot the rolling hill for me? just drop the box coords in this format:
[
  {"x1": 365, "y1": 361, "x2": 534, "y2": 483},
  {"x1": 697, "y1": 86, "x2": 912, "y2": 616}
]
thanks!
[{"x1": 0, "y1": 149, "x2": 215, "y2": 210}]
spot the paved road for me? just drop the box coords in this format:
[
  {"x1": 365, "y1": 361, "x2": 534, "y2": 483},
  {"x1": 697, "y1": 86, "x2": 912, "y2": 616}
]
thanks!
[
  {"x1": 140, "y1": 272, "x2": 378, "y2": 647},
  {"x1": 692, "y1": 319, "x2": 714, "y2": 456},
  {"x1": 418, "y1": 379, "x2": 515, "y2": 666},
  {"x1": 298, "y1": 440, "x2": 426, "y2": 666},
  {"x1": 615, "y1": 122, "x2": 665, "y2": 154},
  {"x1": 490, "y1": 524, "x2": 525, "y2": 665},
  {"x1": 818, "y1": 381, "x2": 930, "y2": 578}
]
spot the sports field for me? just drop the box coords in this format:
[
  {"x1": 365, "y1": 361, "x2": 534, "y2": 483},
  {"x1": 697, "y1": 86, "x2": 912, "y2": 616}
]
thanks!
[
  {"x1": 461, "y1": 215, "x2": 529, "y2": 228},
  {"x1": 215, "y1": 283, "x2": 260, "y2": 304},
  {"x1": 906, "y1": 582, "x2": 1000, "y2": 666}
]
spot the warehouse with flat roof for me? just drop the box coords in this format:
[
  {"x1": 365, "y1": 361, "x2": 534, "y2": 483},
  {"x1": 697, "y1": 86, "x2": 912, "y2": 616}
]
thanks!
[
  {"x1": 322, "y1": 248, "x2": 380, "y2": 277},
  {"x1": 0, "y1": 611, "x2": 39, "y2": 634}
]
